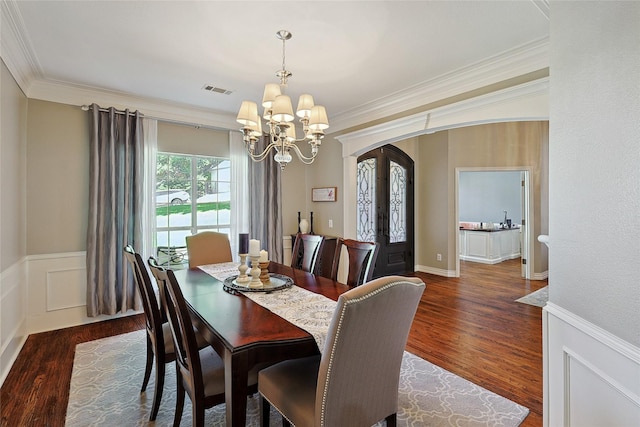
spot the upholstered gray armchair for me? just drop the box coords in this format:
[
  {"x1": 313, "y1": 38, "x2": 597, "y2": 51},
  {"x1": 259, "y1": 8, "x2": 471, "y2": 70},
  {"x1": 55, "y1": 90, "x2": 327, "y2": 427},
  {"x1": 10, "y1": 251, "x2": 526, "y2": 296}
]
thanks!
[{"x1": 258, "y1": 275, "x2": 425, "y2": 426}]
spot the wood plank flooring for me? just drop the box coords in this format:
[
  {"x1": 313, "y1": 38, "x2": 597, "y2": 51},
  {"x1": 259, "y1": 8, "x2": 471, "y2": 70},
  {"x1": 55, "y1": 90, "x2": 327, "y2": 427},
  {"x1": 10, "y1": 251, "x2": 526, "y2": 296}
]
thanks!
[{"x1": 0, "y1": 259, "x2": 544, "y2": 426}]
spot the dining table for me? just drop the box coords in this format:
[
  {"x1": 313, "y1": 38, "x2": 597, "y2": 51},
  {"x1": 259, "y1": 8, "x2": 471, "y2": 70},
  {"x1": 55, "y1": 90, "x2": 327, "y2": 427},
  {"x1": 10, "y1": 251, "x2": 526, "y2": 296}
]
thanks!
[{"x1": 172, "y1": 261, "x2": 350, "y2": 427}]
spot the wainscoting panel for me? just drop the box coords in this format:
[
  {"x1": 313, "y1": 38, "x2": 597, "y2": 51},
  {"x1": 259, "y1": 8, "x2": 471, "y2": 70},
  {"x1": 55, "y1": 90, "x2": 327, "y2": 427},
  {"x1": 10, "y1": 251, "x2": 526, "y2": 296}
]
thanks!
[
  {"x1": 0, "y1": 258, "x2": 27, "y2": 387},
  {"x1": 27, "y1": 252, "x2": 137, "y2": 334},
  {"x1": 544, "y1": 304, "x2": 640, "y2": 427},
  {"x1": 46, "y1": 266, "x2": 86, "y2": 312}
]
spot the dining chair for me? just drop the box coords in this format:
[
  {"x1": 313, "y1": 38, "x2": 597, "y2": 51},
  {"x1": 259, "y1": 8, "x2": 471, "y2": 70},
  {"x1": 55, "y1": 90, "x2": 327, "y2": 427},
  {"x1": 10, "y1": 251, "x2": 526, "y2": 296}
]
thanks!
[
  {"x1": 329, "y1": 238, "x2": 380, "y2": 287},
  {"x1": 123, "y1": 245, "x2": 175, "y2": 421},
  {"x1": 258, "y1": 275, "x2": 425, "y2": 427},
  {"x1": 185, "y1": 231, "x2": 233, "y2": 268},
  {"x1": 291, "y1": 233, "x2": 325, "y2": 273},
  {"x1": 148, "y1": 259, "x2": 261, "y2": 427}
]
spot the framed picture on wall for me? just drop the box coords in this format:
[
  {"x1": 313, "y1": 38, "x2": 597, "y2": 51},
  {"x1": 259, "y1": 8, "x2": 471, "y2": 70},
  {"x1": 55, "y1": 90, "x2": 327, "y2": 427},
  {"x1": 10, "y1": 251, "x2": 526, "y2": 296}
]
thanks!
[{"x1": 312, "y1": 187, "x2": 337, "y2": 202}]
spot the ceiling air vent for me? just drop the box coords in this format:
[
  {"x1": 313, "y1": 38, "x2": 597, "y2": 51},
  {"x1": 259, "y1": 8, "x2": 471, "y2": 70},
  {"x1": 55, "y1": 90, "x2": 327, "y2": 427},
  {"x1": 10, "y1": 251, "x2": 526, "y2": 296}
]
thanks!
[{"x1": 203, "y1": 84, "x2": 233, "y2": 95}]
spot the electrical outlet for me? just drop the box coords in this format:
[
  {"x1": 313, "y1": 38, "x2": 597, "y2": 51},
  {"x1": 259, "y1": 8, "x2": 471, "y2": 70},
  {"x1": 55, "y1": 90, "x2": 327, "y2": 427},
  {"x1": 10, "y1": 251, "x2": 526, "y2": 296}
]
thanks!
[
  {"x1": 436, "y1": 253, "x2": 442, "y2": 261},
  {"x1": 328, "y1": 219, "x2": 333, "y2": 228}
]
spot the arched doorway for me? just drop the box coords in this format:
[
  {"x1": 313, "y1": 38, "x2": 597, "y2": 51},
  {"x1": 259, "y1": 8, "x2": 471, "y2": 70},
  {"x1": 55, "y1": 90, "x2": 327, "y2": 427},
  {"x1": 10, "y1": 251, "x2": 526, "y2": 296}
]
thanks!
[{"x1": 357, "y1": 145, "x2": 415, "y2": 277}]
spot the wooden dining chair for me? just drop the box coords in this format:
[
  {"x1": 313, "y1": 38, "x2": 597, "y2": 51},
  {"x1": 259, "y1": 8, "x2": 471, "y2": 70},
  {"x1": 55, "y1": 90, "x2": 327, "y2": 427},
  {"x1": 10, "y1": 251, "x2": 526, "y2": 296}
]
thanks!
[
  {"x1": 329, "y1": 238, "x2": 380, "y2": 287},
  {"x1": 147, "y1": 259, "x2": 261, "y2": 427},
  {"x1": 123, "y1": 245, "x2": 175, "y2": 421},
  {"x1": 258, "y1": 275, "x2": 425, "y2": 427},
  {"x1": 185, "y1": 231, "x2": 233, "y2": 268},
  {"x1": 291, "y1": 233, "x2": 325, "y2": 273}
]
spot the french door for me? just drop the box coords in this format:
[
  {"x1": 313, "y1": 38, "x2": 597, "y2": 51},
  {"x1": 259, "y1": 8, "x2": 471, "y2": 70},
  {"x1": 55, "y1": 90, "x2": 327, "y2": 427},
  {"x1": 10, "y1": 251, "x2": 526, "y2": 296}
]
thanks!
[{"x1": 357, "y1": 145, "x2": 414, "y2": 277}]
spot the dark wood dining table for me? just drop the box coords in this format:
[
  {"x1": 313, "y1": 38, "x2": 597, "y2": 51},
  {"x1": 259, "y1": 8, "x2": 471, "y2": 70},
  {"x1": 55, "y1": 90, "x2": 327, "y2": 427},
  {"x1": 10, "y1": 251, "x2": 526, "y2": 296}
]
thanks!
[{"x1": 172, "y1": 261, "x2": 350, "y2": 427}]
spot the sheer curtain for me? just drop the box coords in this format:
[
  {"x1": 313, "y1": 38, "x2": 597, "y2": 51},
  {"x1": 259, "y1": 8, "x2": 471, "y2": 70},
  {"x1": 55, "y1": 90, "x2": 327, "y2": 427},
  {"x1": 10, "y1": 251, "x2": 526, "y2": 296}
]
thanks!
[
  {"x1": 142, "y1": 118, "x2": 158, "y2": 260},
  {"x1": 86, "y1": 104, "x2": 144, "y2": 316},
  {"x1": 249, "y1": 135, "x2": 283, "y2": 262},
  {"x1": 229, "y1": 131, "x2": 250, "y2": 260}
]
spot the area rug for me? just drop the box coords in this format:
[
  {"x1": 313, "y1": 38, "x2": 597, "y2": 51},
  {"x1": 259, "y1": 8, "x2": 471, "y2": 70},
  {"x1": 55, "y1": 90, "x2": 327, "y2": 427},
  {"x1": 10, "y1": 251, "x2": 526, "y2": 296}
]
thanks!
[
  {"x1": 515, "y1": 286, "x2": 548, "y2": 307},
  {"x1": 65, "y1": 330, "x2": 528, "y2": 426}
]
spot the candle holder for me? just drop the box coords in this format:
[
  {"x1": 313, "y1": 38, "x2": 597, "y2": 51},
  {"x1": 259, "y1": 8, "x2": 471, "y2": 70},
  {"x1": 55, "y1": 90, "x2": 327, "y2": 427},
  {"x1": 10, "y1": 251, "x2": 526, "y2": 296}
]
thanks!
[
  {"x1": 236, "y1": 254, "x2": 250, "y2": 285},
  {"x1": 249, "y1": 255, "x2": 263, "y2": 288},
  {"x1": 259, "y1": 261, "x2": 271, "y2": 284}
]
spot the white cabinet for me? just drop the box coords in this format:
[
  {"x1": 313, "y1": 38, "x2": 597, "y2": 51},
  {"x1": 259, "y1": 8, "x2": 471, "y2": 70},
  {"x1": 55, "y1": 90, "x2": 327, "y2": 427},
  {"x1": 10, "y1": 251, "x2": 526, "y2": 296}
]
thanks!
[{"x1": 459, "y1": 229, "x2": 520, "y2": 264}]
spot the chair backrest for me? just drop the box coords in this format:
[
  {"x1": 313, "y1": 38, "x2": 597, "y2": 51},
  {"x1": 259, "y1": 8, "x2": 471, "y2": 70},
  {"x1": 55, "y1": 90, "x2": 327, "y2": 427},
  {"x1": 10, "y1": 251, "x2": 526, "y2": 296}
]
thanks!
[
  {"x1": 147, "y1": 258, "x2": 205, "y2": 397},
  {"x1": 315, "y1": 275, "x2": 425, "y2": 426},
  {"x1": 291, "y1": 233, "x2": 325, "y2": 273},
  {"x1": 330, "y1": 238, "x2": 380, "y2": 287},
  {"x1": 123, "y1": 245, "x2": 165, "y2": 338},
  {"x1": 185, "y1": 231, "x2": 233, "y2": 268}
]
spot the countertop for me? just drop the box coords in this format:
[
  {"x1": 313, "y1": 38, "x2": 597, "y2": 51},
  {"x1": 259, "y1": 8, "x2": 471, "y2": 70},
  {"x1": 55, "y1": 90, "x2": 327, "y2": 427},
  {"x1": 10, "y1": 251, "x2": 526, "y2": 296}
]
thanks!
[{"x1": 459, "y1": 227, "x2": 520, "y2": 232}]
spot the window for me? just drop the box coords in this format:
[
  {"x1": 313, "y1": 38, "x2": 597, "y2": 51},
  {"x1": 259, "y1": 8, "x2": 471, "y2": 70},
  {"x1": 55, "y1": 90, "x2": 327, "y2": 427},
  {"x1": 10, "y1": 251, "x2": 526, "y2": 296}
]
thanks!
[{"x1": 155, "y1": 152, "x2": 230, "y2": 266}]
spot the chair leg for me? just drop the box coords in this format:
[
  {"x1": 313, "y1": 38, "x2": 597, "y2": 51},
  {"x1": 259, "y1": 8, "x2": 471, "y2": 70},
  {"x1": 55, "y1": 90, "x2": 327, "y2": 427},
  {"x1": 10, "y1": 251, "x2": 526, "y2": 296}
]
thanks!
[
  {"x1": 192, "y1": 398, "x2": 205, "y2": 427},
  {"x1": 259, "y1": 394, "x2": 270, "y2": 427},
  {"x1": 141, "y1": 335, "x2": 154, "y2": 392},
  {"x1": 149, "y1": 355, "x2": 165, "y2": 421},
  {"x1": 173, "y1": 373, "x2": 185, "y2": 427},
  {"x1": 385, "y1": 413, "x2": 397, "y2": 427}
]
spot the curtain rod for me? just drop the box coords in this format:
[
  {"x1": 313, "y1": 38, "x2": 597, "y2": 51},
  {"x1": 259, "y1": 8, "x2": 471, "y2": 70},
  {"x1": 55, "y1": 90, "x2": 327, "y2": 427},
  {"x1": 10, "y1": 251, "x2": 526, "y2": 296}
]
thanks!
[{"x1": 80, "y1": 104, "x2": 144, "y2": 117}]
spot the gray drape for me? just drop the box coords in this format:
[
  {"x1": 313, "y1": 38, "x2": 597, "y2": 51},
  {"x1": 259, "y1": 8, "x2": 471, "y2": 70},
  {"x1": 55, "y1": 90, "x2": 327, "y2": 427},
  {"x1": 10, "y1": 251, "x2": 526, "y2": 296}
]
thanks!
[
  {"x1": 249, "y1": 135, "x2": 283, "y2": 263},
  {"x1": 86, "y1": 104, "x2": 144, "y2": 316}
]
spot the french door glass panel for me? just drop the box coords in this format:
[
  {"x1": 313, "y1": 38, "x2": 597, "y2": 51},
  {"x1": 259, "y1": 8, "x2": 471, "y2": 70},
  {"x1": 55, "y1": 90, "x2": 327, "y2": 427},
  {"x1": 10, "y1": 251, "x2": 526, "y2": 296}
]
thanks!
[
  {"x1": 389, "y1": 160, "x2": 407, "y2": 243},
  {"x1": 357, "y1": 158, "x2": 377, "y2": 242}
]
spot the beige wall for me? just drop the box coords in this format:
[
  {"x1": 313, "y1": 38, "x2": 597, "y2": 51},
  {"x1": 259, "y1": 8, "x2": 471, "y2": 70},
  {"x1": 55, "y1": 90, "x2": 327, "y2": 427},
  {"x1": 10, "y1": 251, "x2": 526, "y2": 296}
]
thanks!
[
  {"x1": 26, "y1": 100, "x2": 89, "y2": 255},
  {"x1": 415, "y1": 121, "x2": 549, "y2": 274},
  {"x1": 1, "y1": 60, "x2": 28, "y2": 269}
]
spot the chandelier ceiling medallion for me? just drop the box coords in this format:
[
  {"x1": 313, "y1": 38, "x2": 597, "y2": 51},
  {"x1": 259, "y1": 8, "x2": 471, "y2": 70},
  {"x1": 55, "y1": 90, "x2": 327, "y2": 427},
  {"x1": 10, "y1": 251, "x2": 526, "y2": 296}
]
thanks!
[{"x1": 236, "y1": 30, "x2": 329, "y2": 170}]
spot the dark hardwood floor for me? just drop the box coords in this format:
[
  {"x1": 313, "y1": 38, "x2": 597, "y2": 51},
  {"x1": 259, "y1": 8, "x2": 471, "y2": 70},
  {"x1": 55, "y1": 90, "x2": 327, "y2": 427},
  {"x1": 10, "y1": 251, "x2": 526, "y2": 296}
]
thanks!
[{"x1": 0, "y1": 259, "x2": 544, "y2": 426}]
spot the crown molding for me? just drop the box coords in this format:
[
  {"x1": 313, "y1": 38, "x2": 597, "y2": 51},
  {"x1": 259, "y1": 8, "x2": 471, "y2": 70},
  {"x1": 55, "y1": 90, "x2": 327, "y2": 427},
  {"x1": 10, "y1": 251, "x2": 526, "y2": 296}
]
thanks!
[
  {"x1": 336, "y1": 77, "x2": 549, "y2": 157},
  {"x1": 27, "y1": 78, "x2": 238, "y2": 129},
  {"x1": 2, "y1": 0, "x2": 548, "y2": 133},
  {"x1": 329, "y1": 37, "x2": 549, "y2": 133},
  {"x1": 0, "y1": 0, "x2": 43, "y2": 92}
]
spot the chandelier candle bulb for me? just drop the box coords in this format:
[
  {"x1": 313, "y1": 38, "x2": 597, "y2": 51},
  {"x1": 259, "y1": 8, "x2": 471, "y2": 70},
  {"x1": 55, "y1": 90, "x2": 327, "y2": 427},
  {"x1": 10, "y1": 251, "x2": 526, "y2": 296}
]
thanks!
[{"x1": 249, "y1": 239, "x2": 260, "y2": 257}]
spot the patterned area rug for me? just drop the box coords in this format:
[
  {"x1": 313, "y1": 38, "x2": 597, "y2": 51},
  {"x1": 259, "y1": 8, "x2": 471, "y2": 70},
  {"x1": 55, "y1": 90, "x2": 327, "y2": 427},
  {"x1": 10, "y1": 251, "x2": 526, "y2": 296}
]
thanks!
[
  {"x1": 65, "y1": 330, "x2": 529, "y2": 426},
  {"x1": 515, "y1": 286, "x2": 548, "y2": 307}
]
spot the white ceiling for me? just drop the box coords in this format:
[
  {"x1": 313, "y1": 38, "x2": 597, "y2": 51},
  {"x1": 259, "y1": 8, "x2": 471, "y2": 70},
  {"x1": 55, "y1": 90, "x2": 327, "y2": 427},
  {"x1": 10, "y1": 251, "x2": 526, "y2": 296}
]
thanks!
[{"x1": 1, "y1": 1, "x2": 550, "y2": 131}]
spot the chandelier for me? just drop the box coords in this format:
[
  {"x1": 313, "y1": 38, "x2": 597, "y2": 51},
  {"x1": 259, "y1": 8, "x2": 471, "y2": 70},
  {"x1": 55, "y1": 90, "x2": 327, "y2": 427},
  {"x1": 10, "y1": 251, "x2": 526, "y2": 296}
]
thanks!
[{"x1": 236, "y1": 30, "x2": 329, "y2": 170}]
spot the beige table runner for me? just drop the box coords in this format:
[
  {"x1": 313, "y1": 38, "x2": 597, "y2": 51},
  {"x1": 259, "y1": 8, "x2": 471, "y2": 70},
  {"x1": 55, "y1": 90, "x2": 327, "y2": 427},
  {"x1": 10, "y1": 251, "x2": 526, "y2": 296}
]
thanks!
[{"x1": 198, "y1": 263, "x2": 336, "y2": 352}]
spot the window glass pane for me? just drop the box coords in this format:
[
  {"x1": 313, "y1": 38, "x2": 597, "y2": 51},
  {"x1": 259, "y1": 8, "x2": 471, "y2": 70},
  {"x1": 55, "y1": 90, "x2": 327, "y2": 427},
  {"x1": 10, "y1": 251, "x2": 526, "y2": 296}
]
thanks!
[
  {"x1": 357, "y1": 158, "x2": 377, "y2": 242},
  {"x1": 155, "y1": 152, "x2": 231, "y2": 268},
  {"x1": 389, "y1": 160, "x2": 407, "y2": 243}
]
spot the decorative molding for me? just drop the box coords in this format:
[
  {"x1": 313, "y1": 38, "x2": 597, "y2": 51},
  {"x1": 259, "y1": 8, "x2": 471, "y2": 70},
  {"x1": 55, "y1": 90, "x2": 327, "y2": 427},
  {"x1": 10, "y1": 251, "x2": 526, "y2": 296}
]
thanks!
[
  {"x1": 0, "y1": 0, "x2": 43, "y2": 92},
  {"x1": 27, "y1": 78, "x2": 239, "y2": 130},
  {"x1": 2, "y1": 0, "x2": 548, "y2": 133},
  {"x1": 336, "y1": 77, "x2": 549, "y2": 158},
  {"x1": 544, "y1": 303, "x2": 640, "y2": 426},
  {"x1": 46, "y1": 267, "x2": 86, "y2": 312},
  {"x1": 330, "y1": 37, "x2": 549, "y2": 132}
]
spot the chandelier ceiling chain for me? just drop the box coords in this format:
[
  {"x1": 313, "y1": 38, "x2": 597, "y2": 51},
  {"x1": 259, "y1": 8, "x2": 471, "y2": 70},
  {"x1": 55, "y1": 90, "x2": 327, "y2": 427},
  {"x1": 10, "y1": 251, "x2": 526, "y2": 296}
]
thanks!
[{"x1": 236, "y1": 30, "x2": 329, "y2": 170}]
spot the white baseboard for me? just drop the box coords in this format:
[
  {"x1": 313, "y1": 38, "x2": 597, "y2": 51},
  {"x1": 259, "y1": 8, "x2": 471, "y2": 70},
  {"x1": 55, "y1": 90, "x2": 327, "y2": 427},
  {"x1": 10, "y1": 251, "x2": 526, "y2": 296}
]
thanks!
[
  {"x1": 415, "y1": 264, "x2": 457, "y2": 277},
  {"x1": 532, "y1": 270, "x2": 549, "y2": 280},
  {"x1": 544, "y1": 303, "x2": 640, "y2": 427}
]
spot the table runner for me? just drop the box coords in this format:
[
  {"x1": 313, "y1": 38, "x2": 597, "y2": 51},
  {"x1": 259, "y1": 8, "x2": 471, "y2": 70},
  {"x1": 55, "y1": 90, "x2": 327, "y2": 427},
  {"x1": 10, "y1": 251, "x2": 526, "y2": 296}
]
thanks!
[{"x1": 198, "y1": 263, "x2": 336, "y2": 352}]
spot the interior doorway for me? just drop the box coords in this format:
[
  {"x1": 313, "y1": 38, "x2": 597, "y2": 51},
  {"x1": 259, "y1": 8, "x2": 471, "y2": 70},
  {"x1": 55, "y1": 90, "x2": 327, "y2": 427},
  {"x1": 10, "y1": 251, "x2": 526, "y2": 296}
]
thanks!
[{"x1": 455, "y1": 168, "x2": 532, "y2": 279}]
